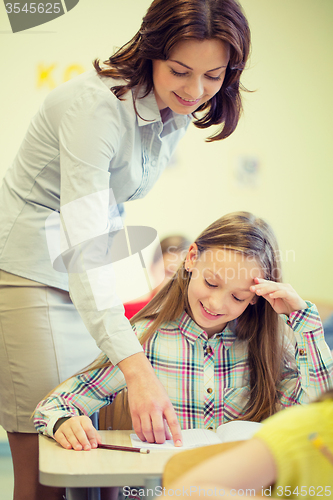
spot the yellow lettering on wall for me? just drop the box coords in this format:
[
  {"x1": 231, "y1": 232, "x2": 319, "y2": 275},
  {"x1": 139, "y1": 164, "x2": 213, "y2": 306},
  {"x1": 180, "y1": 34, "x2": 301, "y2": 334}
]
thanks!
[
  {"x1": 63, "y1": 64, "x2": 85, "y2": 82},
  {"x1": 37, "y1": 64, "x2": 57, "y2": 89},
  {"x1": 36, "y1": 63, "x2": 86, "y2": 89}
]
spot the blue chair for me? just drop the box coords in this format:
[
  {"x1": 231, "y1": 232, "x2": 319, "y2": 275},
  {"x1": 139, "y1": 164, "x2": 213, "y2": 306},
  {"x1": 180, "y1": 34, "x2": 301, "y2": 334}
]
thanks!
[{"x1": 323, "y1": 313, "x2": 333, "y2": 350}]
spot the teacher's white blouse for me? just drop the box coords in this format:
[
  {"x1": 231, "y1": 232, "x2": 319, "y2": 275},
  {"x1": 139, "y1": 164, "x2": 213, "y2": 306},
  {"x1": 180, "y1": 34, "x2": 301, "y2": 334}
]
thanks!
[{"x1": 0, "y1": 69, "x2": 191, "y2": 364}]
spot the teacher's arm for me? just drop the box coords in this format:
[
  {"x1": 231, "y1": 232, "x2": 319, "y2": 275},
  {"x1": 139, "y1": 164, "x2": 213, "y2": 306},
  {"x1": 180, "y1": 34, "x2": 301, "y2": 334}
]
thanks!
[
  {"x1": 58, "y1": 88, "x2": 182, "y2": 446},
  {"x1": 118, "y1": 352, "x2": 182, "y2": 446}
]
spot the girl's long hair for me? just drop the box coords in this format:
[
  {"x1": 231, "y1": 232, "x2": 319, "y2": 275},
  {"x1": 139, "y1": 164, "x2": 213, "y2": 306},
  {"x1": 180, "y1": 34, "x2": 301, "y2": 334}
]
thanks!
[
  {"x1": 87, "y1": 212, "x2": 289, "y2": 423},
  {"x1": 93, "y1": 0, "x2": 251, "y2": 142}
]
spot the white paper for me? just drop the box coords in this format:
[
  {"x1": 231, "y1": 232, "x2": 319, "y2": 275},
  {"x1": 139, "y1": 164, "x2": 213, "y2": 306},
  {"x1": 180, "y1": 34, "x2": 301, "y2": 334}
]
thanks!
[
  {"x1": 130, "y1": 421, "x2": 262, "y2": 451},
  {"x1": 216, "y1": 420, "x2": 262, "y2": 442},
  {"x1": 130, "y1": 429, "x2": 221, "y2": 451}
]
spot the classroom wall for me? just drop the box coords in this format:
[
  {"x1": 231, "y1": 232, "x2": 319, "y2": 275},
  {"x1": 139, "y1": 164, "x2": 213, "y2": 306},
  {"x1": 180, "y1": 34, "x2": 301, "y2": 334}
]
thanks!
[{"x1": 0, "y1": 0, "x2": 332, "y2": 304}]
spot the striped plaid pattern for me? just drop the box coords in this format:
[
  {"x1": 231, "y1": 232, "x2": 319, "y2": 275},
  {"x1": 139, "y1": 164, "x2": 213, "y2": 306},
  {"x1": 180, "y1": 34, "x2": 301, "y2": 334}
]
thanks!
[{"x1": 34, "y1": 302, "x2": 333, "y2": 437}]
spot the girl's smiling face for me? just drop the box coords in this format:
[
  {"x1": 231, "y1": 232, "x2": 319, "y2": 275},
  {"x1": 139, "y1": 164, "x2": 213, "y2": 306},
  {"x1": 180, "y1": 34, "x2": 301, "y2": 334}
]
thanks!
[
  {"x1": 185, "y1": 245, "x2": 264, "y2": 337},
  {"x1": 152, "y1": 38, "x2": 230, "y2": 113}
]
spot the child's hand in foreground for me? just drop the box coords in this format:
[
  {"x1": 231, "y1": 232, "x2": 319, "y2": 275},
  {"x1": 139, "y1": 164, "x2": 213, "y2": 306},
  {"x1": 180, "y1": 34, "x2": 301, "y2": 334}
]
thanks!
[
  {"x1": 250, "y1": 278, "x2": 307, "y2": 316},
  {"x1": 54, "y1": 415, "x2": 102, "y2": 451}
]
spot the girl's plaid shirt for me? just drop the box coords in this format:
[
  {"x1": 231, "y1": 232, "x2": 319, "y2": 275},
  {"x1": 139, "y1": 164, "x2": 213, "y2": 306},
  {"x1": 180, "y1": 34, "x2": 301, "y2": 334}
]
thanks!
[{"x1": 34, "y1": 302, "x2": 333, "y2": 437}]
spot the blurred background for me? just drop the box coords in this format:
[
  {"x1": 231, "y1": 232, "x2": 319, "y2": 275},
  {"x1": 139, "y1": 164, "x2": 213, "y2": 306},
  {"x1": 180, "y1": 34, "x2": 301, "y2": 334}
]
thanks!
[{"x1": 0, "y1": 0, "x2": 332, "y2": 496}]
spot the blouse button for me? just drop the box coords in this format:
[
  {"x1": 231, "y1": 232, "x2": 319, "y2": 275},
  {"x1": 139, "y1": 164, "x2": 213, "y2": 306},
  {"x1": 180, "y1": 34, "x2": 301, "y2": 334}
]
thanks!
[
  {"x1": 206, "y1": 346, "x2": 212, "y2": 354},
  {"x1": 299, "y1": 348, "x2": 306, "y2": 356},
  {"x1": 207, "y1": 427, "x2": 214, "y2": 430},
  {"x1": 207, "y1": 388, "x2": 213, "y2": 394}
]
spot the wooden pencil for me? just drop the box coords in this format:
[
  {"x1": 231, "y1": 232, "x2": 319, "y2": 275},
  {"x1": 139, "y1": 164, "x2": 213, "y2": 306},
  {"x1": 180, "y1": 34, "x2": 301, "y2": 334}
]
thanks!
[{"x1": 98, "y1": 443, "x2": 150, "y2": 454}]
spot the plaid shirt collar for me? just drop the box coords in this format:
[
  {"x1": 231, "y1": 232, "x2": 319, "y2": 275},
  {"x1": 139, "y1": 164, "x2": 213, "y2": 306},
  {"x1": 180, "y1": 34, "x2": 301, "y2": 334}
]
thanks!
[{"x1": 177, "y1": 311, "x2": 237, "y2": 350}]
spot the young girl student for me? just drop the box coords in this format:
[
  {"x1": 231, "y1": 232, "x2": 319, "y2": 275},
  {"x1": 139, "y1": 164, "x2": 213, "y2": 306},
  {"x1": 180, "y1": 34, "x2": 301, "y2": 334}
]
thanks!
[
  {"x1": 34, "y1": 212, "x2": 333, "y2": 451},
  {"x1": 0, "y1": 1, "x2": 251, "y2": 497}
]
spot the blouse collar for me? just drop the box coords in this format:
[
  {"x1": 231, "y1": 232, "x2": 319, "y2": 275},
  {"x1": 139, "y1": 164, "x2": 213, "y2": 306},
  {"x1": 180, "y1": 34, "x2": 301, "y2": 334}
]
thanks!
[{"x1": 134, "y1": 88, "x2": 191, "y2": 130}]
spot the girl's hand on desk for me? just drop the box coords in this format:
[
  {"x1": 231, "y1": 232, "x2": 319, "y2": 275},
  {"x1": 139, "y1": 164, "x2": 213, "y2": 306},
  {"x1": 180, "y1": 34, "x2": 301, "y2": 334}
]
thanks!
[
  {"x1": 250, "y1": 278, "x2": 307, "y2": 316},
  {"x1": 54, "y1": 415, "x2": 102, "y2": 451}
]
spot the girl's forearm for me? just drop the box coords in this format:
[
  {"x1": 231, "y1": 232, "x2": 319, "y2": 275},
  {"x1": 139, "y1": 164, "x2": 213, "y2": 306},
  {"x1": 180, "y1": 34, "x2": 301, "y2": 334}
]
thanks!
[{"x1": 168, "y1": 438, "x2": 276, "y2": 495}]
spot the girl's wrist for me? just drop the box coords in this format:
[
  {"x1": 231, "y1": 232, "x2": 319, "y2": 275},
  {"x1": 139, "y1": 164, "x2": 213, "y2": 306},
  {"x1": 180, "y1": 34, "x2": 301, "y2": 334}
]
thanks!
[
  {"x1": 53, "y1": 416, "x2": 71, "y2": 435},
  {"x1": 287, "y1": 299, "x2": 308, "y2": 316},
  {"x1": 294, "y1": 299, "x2": 308, "y2": 313}
]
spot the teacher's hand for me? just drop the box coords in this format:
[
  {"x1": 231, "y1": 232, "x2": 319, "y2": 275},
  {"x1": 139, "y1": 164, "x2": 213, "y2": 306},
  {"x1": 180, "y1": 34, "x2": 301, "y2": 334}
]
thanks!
[{"x1": 118, "y1": 352, "x2": 183, "y2": 446}]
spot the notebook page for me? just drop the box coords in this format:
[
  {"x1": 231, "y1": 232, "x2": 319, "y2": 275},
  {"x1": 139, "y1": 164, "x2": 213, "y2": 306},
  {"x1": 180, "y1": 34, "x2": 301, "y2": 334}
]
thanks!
[
  {"x1": 130, "y1": 429, "x2": 221, "y2": 450},
  {"x1": 216, "y1": 420, "x2": 262, "y2": 442}
]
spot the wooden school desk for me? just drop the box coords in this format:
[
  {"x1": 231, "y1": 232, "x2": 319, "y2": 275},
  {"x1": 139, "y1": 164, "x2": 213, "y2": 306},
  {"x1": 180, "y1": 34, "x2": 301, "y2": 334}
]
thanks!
[{"x1": 39, "y1": 430, "x2": 178, "y2": 500}]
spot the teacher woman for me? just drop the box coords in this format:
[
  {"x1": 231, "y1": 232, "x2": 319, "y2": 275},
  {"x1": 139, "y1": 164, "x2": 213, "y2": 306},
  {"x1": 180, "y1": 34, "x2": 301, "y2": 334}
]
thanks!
[{"x1": 0, "y1": 0, "x2": 250, "y2": 498}]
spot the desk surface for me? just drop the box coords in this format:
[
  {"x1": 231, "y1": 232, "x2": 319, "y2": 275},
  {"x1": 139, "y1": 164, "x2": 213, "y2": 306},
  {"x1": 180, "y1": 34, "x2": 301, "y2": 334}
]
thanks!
[{"x1": 39, "y1": 430, "x2": 178, "y2": 488}]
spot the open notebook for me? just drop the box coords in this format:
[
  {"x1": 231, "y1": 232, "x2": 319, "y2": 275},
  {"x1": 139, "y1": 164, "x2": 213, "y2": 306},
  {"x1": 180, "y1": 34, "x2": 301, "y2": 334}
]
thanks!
[{"x1": 130, "y1": 420, "x2": 262, "y2": 450}]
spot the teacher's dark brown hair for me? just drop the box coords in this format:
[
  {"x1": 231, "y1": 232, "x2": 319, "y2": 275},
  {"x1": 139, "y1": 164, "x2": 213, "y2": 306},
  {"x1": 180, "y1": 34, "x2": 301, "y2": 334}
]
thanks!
[{"x1": 94, "y1": 0, "x2": 251, "y2": 141}]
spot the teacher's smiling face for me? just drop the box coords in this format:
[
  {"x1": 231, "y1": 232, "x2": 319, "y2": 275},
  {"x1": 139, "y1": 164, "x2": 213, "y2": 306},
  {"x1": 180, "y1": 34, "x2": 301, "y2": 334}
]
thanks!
[{"x1": 152, "y1": 38, "x2": 230, "y2": 114}]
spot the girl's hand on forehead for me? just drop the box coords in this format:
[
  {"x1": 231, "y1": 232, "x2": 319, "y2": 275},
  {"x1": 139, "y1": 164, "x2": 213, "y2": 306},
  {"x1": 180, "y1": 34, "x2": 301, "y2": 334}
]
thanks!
[{"x1": 250, "y1": 278, "x2": 308, "y2": 316}]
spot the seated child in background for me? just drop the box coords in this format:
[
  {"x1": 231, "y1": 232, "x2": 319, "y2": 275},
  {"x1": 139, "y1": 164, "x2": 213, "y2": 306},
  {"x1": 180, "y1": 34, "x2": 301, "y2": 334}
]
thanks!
[
  {"x1": 34, "y1": 211, "x2": 333, "y2": 451},
  {"x1": 124, "y1": 234, "x2": 190, "y2": 319},
  {"x1": 168, "y1": 389, "x2": 333, "y2": 500}
]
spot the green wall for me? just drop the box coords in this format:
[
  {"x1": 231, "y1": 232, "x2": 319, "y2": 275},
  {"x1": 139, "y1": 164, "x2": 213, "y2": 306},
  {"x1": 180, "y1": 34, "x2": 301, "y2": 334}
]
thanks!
[{"x1": 0, "y1": 0, "x2": 332, "y2": 303}]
